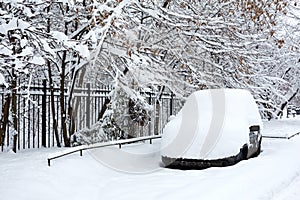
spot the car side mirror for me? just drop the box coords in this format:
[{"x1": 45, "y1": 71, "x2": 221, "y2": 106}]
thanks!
[{"x1": 249, "y1": 125, "x2": 260, "y2": 132}]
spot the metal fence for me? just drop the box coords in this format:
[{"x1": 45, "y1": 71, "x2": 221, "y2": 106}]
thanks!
[{"x1": 0, "y1": 81, "x2": 182, "y2": 152}]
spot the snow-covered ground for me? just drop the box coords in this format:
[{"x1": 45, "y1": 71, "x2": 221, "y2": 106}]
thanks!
[{"x1": 1, "y1": 118, "x2": 300, "y2": 200}]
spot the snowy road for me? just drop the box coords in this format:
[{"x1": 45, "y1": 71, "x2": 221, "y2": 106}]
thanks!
[
  {"x1": 1, "y1": 119, "x2": 300, "y2": 200},
  {"x1": 273, "y1": 174, "x2": 300, "y2": 200}
]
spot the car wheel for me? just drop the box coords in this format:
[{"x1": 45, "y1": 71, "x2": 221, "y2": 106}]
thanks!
[
  {"x1": 235, "y1": 144, "x2": 248, "y2": 162},
  {"x1": 241, "y1": 144, "x2": 248, "y2": 159}
]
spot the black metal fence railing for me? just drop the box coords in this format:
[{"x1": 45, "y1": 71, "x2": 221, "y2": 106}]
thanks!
[{"x1": 0, "y1": 81, "x2": 181, "y2": 152}]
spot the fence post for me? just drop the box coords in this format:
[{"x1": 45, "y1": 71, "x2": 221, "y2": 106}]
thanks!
[
  {"x1": 86, "y1": 83, "x2": 91, "y2": 129},
  {"x1": 148, "y1": 92, "x2": 152, "y2": 136},
  {"x1": 154, "y1": 100, "x2": 160, "y2": 135},
  {"x1": 170, "y1": 93, "x2": 173, "y2": 116},
  {"x1": 42, "y1": 80, "x2": 47, "y2": 147}
]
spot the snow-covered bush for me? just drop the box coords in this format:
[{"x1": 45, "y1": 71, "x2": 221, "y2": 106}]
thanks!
[
  {"x1": 71, "y1": 121, "x2": 108, "y2": 146},
  {"x1": 128, "y1": 98, "x2": 151, "y2": 127},
  {"x1": 101, "y1": 84, "x2": 152, "y2": 140},
  {"x1": 101, "y1": 109, "x2": 122, "y2": 141}
]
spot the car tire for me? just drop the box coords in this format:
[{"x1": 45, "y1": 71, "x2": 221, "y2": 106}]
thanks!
[
  {"x1": 235, "y1": 144, "x2": 248, "y2": 163},
  {"x1": 241, "y1": 144, "x2": 248, "y2": 159}
]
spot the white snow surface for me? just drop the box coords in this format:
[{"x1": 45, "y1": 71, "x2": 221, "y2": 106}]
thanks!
[
  {"x1": 0, "y1": 73, "x2": 8, "y2": 87},
  {"x1": 29, "y1": 55, "x2": 45, "y2": 65},
  {"x1": 161, "y1": 89, "x2": 262, "y2": 160},
  {"x1": 1, "y1": 119, "x2": 300, "y2": 200},
  {"x1": 0, "y1": 18, "x2": 30, "y2": 34}
]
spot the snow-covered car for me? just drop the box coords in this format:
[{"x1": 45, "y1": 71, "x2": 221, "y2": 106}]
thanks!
[{"x1": 161, "y1": 89, "x2": 262, "y2": 170}]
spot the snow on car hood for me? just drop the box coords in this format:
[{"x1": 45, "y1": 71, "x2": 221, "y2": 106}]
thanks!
[{"x1": 161, "y1": 89, "x2": 262, "y2": 160}]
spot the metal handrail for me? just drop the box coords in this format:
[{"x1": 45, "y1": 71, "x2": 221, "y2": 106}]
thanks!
[
  {"x1": 47, "y1": 135, "x2": 162, "y2": 166},
  {"x1": 262, "y1": 132, "x2": 300, "y2": 140}
]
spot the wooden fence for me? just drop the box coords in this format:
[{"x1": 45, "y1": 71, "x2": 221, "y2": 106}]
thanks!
[{"x1": 0, "y1": 81, "x2": 181, "y2": 152}]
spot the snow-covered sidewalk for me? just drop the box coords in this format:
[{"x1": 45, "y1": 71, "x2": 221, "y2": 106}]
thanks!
[
  {"x1": 1, "y1": 119, "x2": 300, "y2": 200},
  {"x1": 263, "y1": 118, "x2": 300, "y2": 138}
]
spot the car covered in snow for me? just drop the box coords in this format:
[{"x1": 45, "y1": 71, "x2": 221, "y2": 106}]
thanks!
[{"x1": 161, "y1": 89, "x2": 262, "y2": 170}]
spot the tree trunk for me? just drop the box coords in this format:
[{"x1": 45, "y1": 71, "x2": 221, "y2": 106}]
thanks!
[
  {"x1": 70, "y1": 67, "x2": 87, "y2": 134},
  {"x1": 0, "y1": 94, "x2": 11, "y2": 151},
  {"x1": 46, "y1": 6, "x2": 61, "y2": 147},
  {"x1": 11, "y1": 78, "x2": 18, "y2": 153},
  {"x1": 48, "y1": 61, "x2": 61, "y2": 147},
  {"x1": 277, "y1": 88, "x2": 299, "y2": 118},
  {"x1": 60, "y1": 51, "x2": 70, "y2": 147},
  {"x1": 96, "y1": 67, "x2": 129, "y2": 122},
  {"x1": 98, "y1": 98, "x2": 110, "y2": 121}
]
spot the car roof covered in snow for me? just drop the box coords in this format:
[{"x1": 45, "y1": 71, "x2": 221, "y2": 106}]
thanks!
[{"x1": 161, "y1": 88, "x2": 262, "y2": 160}]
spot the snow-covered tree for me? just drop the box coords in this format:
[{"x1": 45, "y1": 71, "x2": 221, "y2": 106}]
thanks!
[
  {"x1": 2, "y1": 0, "x2": 300, "y2": 148},
  {"x1": 89, "y1": 0, "x2": 294, "y2": 133},
  {"x1": 0, "y1": 1, "x2": 50, "y2": 152},
  {"x1": 268, "y1": 1, "x2": 300, "y2": 118}
]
